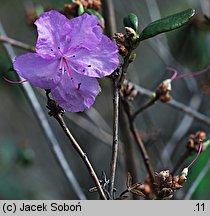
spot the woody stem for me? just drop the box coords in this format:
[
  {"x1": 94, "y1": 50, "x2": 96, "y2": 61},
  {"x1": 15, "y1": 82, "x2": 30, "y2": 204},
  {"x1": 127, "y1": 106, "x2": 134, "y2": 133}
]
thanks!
[
  {"x1": 122, "y1": 98, "x2": 157, "y2": 195},
  {"x1": 132, "y1": 96, "x2": 159, "y2": 120},
  {"x1": 51, "y1": 111, "x2": 107, "y2": 200}
]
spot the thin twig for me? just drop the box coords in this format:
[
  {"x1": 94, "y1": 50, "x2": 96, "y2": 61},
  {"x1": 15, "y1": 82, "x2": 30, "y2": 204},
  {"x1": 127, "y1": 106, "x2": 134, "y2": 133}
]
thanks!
[
  {"x1": 50, "y1": 111, "x2": 107, "y2": 200},
  {"x1": 108, "y1": 77, "x2": 120, "y2": 198},
  {"x1": 0, "y1": 35, "x2": 35, "y2": 52},
  {"x1": 122, "y1": 99, "x2": 156, "y2": 192},
  {"x1": 126, "y1": 80, "x2": 210, "y2": 126},
  {"x1": 132, "y1": 96, "x2": 159, "y2": 120},
  {"x1": 119, "y1": 48, "x2": 133, "y2": 86},
  {"x1": 120, "y1": 107, "x2": 139, "y2": 189},
  {"x1": 102, "y1": 0, "x2": 120, "y2": 199},
  {"x1": 0, "y1": 22, "x2": 86, "y2": 199}
]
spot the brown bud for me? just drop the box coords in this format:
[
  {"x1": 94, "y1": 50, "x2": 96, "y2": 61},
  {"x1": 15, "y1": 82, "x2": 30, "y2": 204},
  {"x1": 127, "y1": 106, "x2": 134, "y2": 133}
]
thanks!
[
  {"x1": 118, "y1": 45, "x2": 128, "y2": 56},
  {"x1": 114, "y1": 33, "x2": 127, "y2": 44},
  {"x1": 26, "y1": 8, "x2": 37, "y2": 25},
  {"x1": 125, "y1": 27, "x2": 136, "y2": 38},
  {"x1": 173, "y1": 176, "x2": 179, "y2": 183},
  {"x1": 178, "y1": 176, "x2": 187, "y2": 185},
  {"x1": 143, "y1": 184, "x2": 152, "y2": 194},
  {"x1": 197, "y1": 131, "x2": 206, "y2": 141},
  {"x1": 175, "y1": 183, "x2": 182, "y2": 190},
  {"x1": 64, "y1": 4, "x2": 75, "y2": 10},
  {"x1": 159, "y1": 170, "x2": 170, "y2": 178},
  {"x1": 187, "y1": 138, "x2": 194, "y2": 149},
  {"x1": 160, "y1": 94, "x2": 172, "y2": 103}
]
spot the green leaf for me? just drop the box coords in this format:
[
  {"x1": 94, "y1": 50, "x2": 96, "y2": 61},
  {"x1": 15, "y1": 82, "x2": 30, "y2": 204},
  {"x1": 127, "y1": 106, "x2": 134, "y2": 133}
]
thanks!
[
  {"x1": 139, "y1": 9, "x2": 195, "y2": 41},
  {"x1": 78, "y1": 4, "x2": 85, "y2": 16},
  {"x1": 123, "y1": 13, "x2": 139, "y2": 32},
  {"x1": 85, "y1": 9, "x2": 105, "y2": 27}
]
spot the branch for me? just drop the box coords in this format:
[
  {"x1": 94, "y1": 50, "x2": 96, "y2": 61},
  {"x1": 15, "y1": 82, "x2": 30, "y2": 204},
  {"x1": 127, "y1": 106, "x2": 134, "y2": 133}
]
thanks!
[
  {"x1": 47, "y1": 98, "x2": 107, "y2": 200},
  {"x1": 119, "y1": 48, "x2": 133, "y2": 86},
  {"x1": 126, "y1": 80, "x2": 210, "y2": 126},
  {"x1": 0, "y1": 35, "x2": 35, "y2": 52},
  {"x1": 132, "y1": 96, "x2": 159, "y2": 120},
  {"x1": 108, "y1": 77, "x2": 120, "y2": 198},
  {"x1": 102, "y1": 0, "x2": 120, "y2": 198},
  {"x1": 122, "y1": 98, "x2": 156, "y2": 193}
]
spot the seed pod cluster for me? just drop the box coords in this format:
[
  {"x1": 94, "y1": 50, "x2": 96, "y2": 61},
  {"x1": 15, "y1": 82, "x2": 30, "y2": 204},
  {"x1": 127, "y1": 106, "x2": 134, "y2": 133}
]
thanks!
[{"x1": 133, "y1": 170, "x2": 186, "y2": 199}]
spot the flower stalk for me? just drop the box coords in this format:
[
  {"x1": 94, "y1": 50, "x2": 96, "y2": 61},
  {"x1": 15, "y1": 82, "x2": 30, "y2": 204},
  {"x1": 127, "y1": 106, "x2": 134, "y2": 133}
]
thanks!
[{"x1": 46, "y1": 95, "x2": 107, "y2": 200}]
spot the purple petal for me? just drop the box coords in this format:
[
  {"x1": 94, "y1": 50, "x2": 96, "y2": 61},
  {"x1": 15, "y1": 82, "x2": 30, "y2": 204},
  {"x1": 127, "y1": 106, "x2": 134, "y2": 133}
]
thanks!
[
  {"x1": 67, "y1": 35, "x2": 119, "y2": 78},
  {"x1": 14, "y1": 53, "x2": 62, "y2": 89},
  {"x1": 51, "y1": 70, "x2": 100, "y2": 112},
  {"x1": 35, "y1": 10, "x2": 71, "y2": 56},
  {"x1": 65, "y1": 13, "x2": 102, "y2": 51}
]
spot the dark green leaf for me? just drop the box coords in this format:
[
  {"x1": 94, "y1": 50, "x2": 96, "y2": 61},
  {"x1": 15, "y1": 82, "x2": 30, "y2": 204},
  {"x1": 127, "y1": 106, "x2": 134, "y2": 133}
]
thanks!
[
  {"x1": 139, "y1": 9, "x2": 195, "y2": 41},
  {"x1": 85, "y1": 9, "x2": 105, "y2": 27},
  {"x1": 123, "y1": 13, "x2": 139, "y2": 32}
]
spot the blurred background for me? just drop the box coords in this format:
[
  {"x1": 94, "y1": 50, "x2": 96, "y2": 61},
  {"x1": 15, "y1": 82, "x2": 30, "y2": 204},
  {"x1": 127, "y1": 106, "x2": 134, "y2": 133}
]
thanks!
[{"x1": 0, "y1": 0, "x2": 210, "y2": 199}]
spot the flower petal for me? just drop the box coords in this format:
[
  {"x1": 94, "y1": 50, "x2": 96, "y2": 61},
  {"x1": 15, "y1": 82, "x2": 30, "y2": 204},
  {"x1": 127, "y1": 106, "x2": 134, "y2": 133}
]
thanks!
[
  {"x1": 51, "y1": 70, "x2": 100, "y2": 112},
  {"x1": 65, "y1": 13, "x2": 102, "y2": 51},
  {"x1": 14, "y1": 53, "x2": 62, "y2": 89},
  {"x1": 68, "y1": 35, "x2": 119, "y2": 78},
  {"x1": 35, "y1": 10, "x2": 71, "y2": 56}
]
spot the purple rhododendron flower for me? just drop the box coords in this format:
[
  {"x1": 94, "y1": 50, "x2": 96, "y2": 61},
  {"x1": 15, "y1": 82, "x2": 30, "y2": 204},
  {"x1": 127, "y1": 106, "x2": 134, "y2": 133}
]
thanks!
[{"x1": 14, "y1": 10, "x2": 119, "y2": 112}]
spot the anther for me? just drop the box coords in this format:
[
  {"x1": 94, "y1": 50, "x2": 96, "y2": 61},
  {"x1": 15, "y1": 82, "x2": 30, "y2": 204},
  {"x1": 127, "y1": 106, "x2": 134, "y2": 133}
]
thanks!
[
  {"x1": 51, "y1": 49, "x2": 53, "y2": 51},
  {"x1": 88, "y1": 65, "x2": 91, "y2": 67},
  {"x1": 77, "y1": 83, "x2": 81, "y2": 90}
]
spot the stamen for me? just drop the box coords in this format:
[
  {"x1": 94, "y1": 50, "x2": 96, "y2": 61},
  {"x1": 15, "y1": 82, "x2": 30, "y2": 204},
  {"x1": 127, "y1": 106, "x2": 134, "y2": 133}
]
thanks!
[
  {"x1": 63, "y1": 58, "x2": 77, "y2": 90},
  {"x1": 166, "y1": 67, "x2": 178, "y2": 81},
  {"x1": 172, "y1": 64, "x2": 210, "y2": 80},
  {"x1": 77, "y1": 83, "x2": 81, "y2": 91},
  {"x1": 187, "y1": 140, "x2": 203, "y2": 169},
  {"x1": 3, "y1": 76, "x2": 28, "y2": 84}
]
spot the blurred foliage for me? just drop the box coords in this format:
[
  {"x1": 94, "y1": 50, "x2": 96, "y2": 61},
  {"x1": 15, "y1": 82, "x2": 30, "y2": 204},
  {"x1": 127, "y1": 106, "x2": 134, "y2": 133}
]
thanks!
[{"x1": 0, "y1": 139, "x2": 35, "y2": 199}]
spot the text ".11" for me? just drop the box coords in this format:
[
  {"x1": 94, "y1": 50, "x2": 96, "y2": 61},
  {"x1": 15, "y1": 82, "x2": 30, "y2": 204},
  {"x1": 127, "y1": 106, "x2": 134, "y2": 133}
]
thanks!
[{"x1": 194, "y1": 203, "x2": 205, "y2": 212}]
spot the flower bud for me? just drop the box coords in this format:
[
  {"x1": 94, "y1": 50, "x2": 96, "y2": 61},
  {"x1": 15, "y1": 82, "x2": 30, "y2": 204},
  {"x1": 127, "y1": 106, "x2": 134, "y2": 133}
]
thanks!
[
  {"x1": 178, "y1": 175, "x2": 187, "y2": 184},
  {"x1": 125, "y1": 27, "x2": 137, "y2": 41},
  {"x1": 163, "y1": 79, "x2": 172, "y2": 91},
  {"x1": 181, "y1": 167, "x2": 189, "y2": 177}
]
